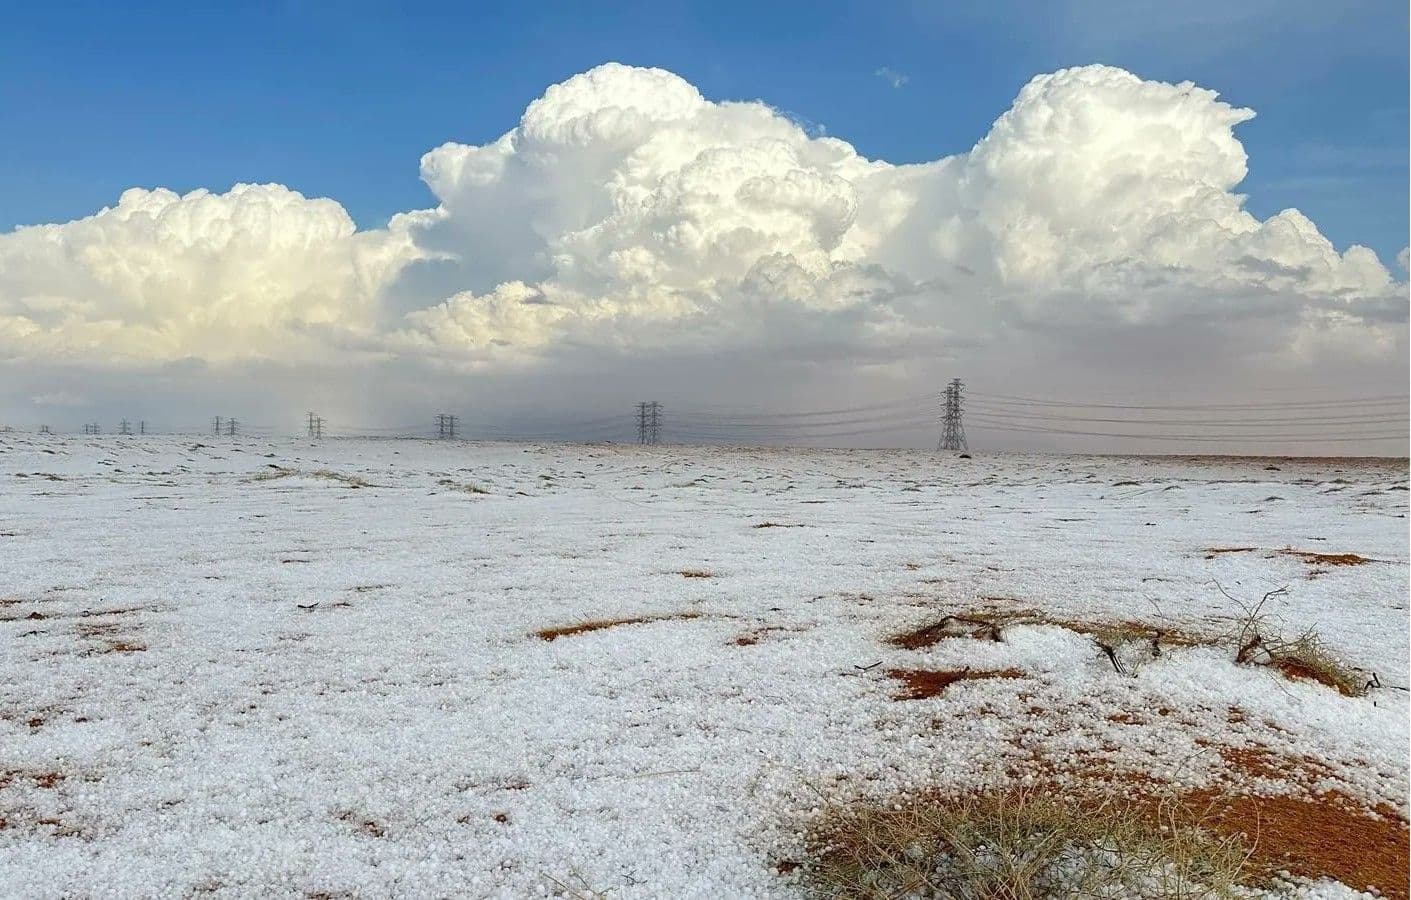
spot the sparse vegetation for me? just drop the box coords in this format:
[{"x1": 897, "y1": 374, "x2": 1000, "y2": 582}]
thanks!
[
  {"x1": 248, "y1": 466, "x2": 371, "y2": 487},
  {"x1": 1278, "y1": 549, "x2": 1372, "y2": 566},
  {"x1": 251, "y1": 465, "x2": 296, "y2": 481},
  {"x1": 1203, "y1": 546, "x2": 1375, "y2": 566},
  {"x1": 310, "y1": 469, "x2": 371, "y2": 488},
  {"x1": 887, "y1": 587, "x2": 1374, "y2": 696},
  {"x1": 438, "y1": 478, "x2": 489, "y2": 494},
  {"x1": 804, "y1": 788, "x2": 1252, "y2": 899},
  {"x1": 1220, "y1": 584, "x2": 1370, "y2": 696},
  {"x1": 1262, "y1": 632, "x2": 1369, "y2": 696}
]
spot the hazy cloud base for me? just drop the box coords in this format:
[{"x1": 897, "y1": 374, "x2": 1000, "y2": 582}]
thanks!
[{"x1": 1, "y1": 63, "x2": 1405, "y2": 450}]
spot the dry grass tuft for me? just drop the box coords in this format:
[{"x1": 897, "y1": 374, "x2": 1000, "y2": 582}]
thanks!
[
  {"x1": 1278, "y1": 549, "x2": 1372, "y2": 566},
  {"x1": 251, "y1": 465, "x2": 297, "y2": 481},
  {"x1": 677, "y1": 569, "x2": 714, "y2": 578},
  {"x1": 310, "y1": 469, "x2": 371, "y2": 488},
  {"x1": 1264, "y1": 634, "x2": 1368, "y2": 697},
  {"x1": 805, "y1": 788, "x2": 1252, "y2": 899},
  {"x1": 438, "y1": 478, "x2": 489, "y2": 494},
  {"x1": 535, "y1": 612, "x2": 703, "y2": 642},
  {"x1": 1203, "y1": 546, "x2": 1374, "y2": 566},
  {"x1": 251, "y1": 466, "x2": 371, "y2": 488},
  {"x1": 1202, "y1": 547, "x2": 1258, "y2": 558}
]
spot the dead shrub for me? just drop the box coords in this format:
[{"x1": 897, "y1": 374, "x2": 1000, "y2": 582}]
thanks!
[
  {"x1": 1220, "y1": 585, "x2": 1369, "y2": 696},
  {"x1": 805, "y1": 788, "x2": 1251, "y2": 899}
]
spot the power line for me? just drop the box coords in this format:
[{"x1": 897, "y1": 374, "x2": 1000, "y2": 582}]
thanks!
[
  {"x1": 968, "y1": 391, "x2": 1409, "y2": 411},
  {"x1": 965, "y1": 414, "x2": 1405, "y2": 431},
  {"x1": 965, "y1": 419, "x2": 1407, "y2": 443}
]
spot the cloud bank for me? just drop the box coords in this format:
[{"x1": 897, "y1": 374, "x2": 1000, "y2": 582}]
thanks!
[{"x1": 0, "y1": 63, "x2": 1404, "y2": 442}]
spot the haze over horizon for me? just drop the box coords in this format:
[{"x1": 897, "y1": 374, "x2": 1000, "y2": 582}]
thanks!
[{"x1": 2, "y1": 2, "x2": 1406, "y2": 455}]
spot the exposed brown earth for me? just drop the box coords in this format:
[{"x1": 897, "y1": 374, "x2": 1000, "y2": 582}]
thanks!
[
  {"x1": 887, "y1": 667, "x2": 1025, "y2": 700},
  {"x1": 535, "y1": 612, "x2": 703, "y2": 642}
]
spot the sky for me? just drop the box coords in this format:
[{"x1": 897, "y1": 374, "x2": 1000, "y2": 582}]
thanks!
[{"x1": 1, "y1": 1, "x2": 1407, "y2": 452}]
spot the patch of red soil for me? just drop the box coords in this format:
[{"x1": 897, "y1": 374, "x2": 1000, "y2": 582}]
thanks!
[
  {"x1": 887, "y1": 668, "x2": 1024, "y2": 700},
  {"x1": 535, "y1": 612, "x2": 702, "y2": 642},
  {"x1": 1215, "y1": 744, "x2": 1332, "y2": 785},
  {"x1": 889, "y1": 615, "x2": 1004, "y2": 649},
  {"x1": 1188, "y1": 789, "x2": 1408, "y2": 900}
]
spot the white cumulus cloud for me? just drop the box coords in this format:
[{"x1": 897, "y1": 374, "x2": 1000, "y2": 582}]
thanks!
[
  {"x1": 0, "y1": 183, "x2": 417, "y2": 364},
  {"x1": 395, "y1": 63, "x2": 1402, "y2": 365},
  {"x1": 0, "y1": 62, "x2": 1403, "y2": 405}
]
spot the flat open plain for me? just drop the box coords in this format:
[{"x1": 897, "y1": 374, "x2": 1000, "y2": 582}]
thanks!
[{"x1": 1, "y1": 436, "x2": 1406, "y2": 898}]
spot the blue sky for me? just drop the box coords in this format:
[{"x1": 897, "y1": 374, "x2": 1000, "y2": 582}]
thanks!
[{"x1": 3, "y1": 0, "x2": 1406, "y2": 265}]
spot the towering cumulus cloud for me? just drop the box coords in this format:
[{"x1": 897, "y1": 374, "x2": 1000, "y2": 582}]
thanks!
[{"x1": 0, "y1": 63, "x2": 1403, "y2": 388}]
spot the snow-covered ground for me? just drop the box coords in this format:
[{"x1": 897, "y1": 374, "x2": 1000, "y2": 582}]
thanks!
[{"x1": 1, "y1": 436, "x2": 1406, "y2": 898}]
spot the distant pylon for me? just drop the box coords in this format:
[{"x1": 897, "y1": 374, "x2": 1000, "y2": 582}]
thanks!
[
  {"x1": 938, "y1": 379, "x2": 967, "y2": 452},
  {"x1": 226, "y1": 418, "x2": 238, "y2": 437},
  {"x1": 213, "y1": 416, "x2": 223, "y2": 435},
  {"x1": 636, "y1": 401, "x2": 661, "y2": 445},
  {"x1": 118, "y1": 419, "x2": 132, "y2": 435},
  {"x1": 307, "y1": 411, "x2": 319, "y2": 437},
  {"x1": 436, "y1": 414, "x2": 457, "y2": 439}
]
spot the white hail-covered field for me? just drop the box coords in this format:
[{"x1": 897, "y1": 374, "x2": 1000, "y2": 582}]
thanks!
[{"x1": 0, "y1": 436, "x2": 1406, "y2": 899}]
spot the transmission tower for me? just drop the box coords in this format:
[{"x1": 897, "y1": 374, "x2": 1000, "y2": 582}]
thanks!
[
  {"x1": 313, "y1": 416, "x2": 324, "y2": 439},
  {"x1": 39, "y1": 425, "x2": 51, "y2": 434},
  {"x1": 436, "y1": 414, "x2": 458, "y2": 439},
  {"x1": 139, "y1": 420, "x2": 147, "y2": 435},
  {"x1": 118, "y1": 419, "x2": 132, "y2": 435},
  {"x1": 83, "y1": 423, "x2": 100, "y2": 435},
  {"x1": 636, "y1": 401, "x2": 662, "y2": 445},
  {"x1": 213, "y1": 416, "x2": 223, "y2": 435},
  {"x1": 226, "y1": 418, "x2": 238, "y2": 437},
  {"x1": 307, "y1": 411, "x2": 319, "y2": 437},
  {"x1": 938, "y1": 378, "x2": 968, "y2": 452}
]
